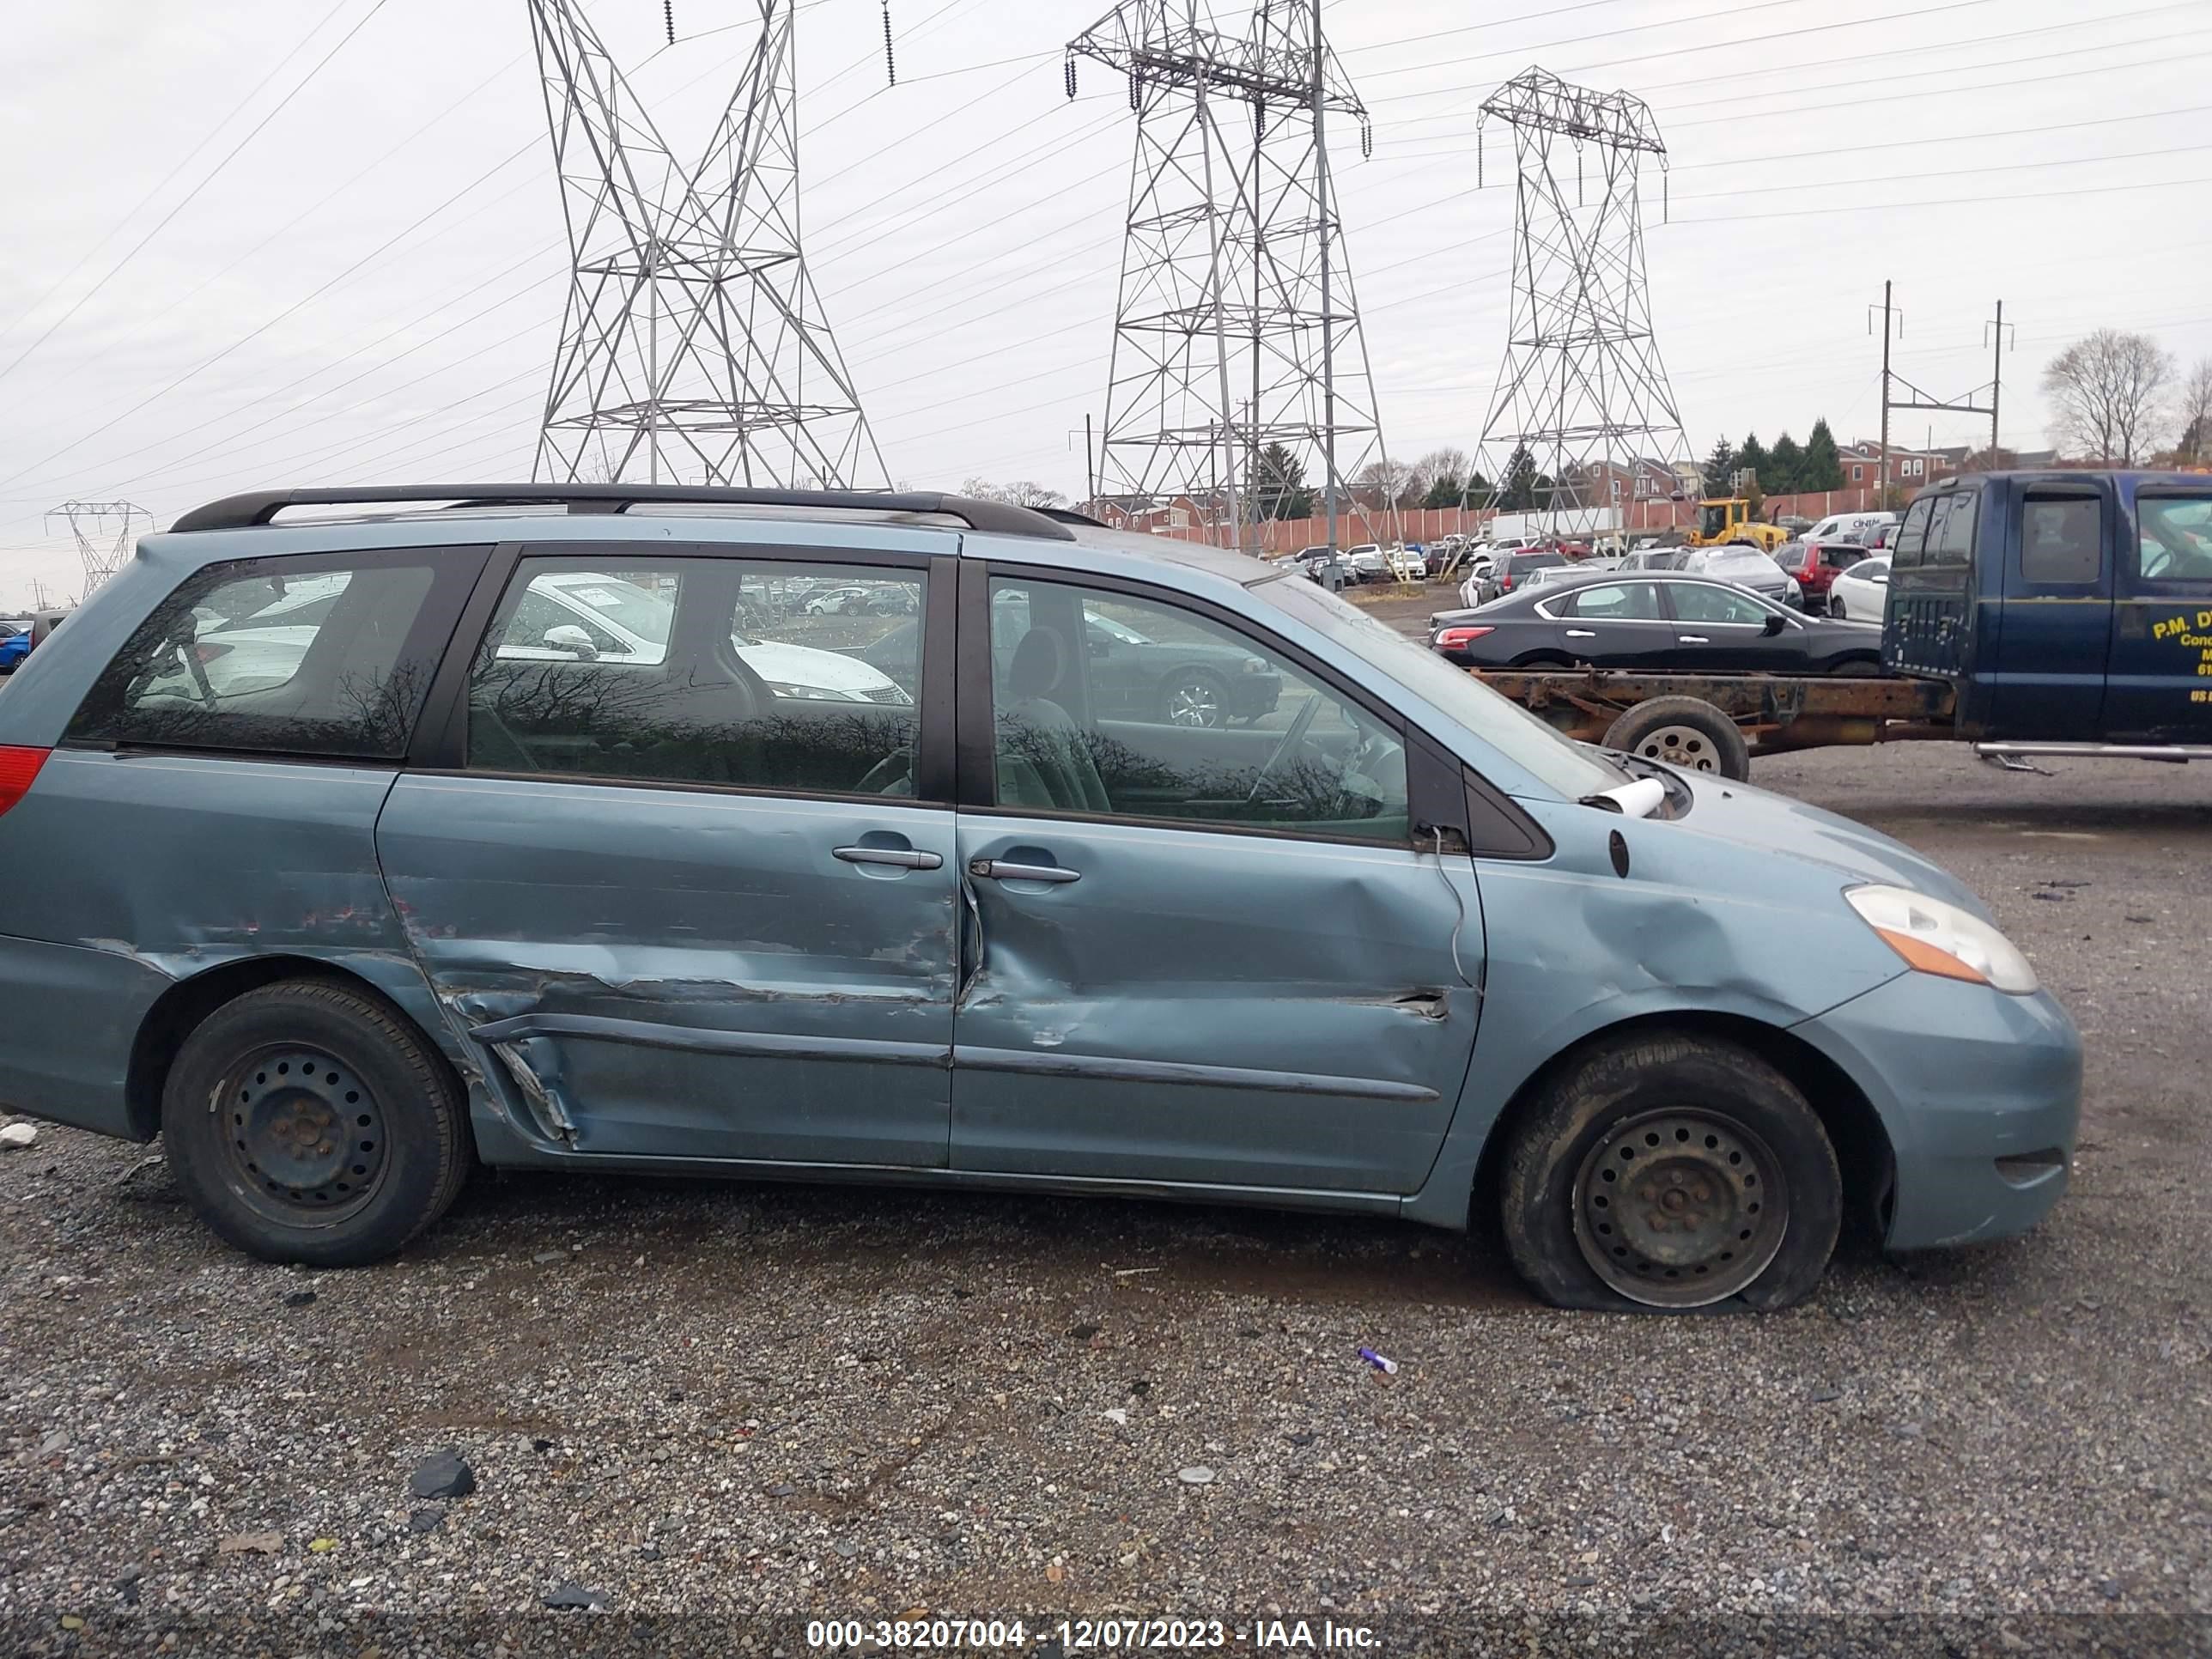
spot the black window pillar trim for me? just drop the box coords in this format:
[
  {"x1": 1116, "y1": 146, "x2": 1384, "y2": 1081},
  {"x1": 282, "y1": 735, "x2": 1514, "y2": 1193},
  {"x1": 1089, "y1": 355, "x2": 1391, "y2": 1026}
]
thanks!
[
  {"x1": 410, "y1": 541, "x2": 524, "y2": 770},
  {"x1": 953, "y1": 556, "x2": 997, "y2": 808},
  {"x1": 917, "y1": 554, "x2": 960, "y2": 804}
]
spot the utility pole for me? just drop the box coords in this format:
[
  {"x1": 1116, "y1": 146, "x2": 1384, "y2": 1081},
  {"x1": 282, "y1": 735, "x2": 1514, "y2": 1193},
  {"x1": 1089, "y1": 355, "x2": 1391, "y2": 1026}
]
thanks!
[
  {"x1": 1984, "y1": 300, "x2": 2017, "y2": 456},
  {"x1": 1872, "y1": 281, "x2": 1898, "y2": 503}
]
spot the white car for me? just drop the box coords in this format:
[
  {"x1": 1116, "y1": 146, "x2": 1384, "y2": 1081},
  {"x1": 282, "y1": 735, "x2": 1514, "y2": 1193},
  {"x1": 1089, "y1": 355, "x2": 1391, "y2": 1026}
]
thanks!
[
  {"x1": 1683, "y1": 545, "x2": 1803, "y2": 611},
  {"x1": 1826, "y1": 554, "x2": 1891, "y2": 622}
]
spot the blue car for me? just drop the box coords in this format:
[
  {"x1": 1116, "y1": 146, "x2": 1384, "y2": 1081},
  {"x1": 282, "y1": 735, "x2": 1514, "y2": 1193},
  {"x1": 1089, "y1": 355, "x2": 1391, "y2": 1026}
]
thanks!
[
  {"x1": 0, "y1": 623, "x2": 27, "y2": 675},
  {"x1": 0, "y1": 484, "x2": 2080, "y2": 1310}
]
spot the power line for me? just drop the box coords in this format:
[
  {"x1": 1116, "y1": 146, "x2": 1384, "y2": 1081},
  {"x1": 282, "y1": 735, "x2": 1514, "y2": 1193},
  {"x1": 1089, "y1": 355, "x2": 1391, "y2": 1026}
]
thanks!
[
  {"x1": 0, "y1": 0, "x2": 392, "y2": 388},
  {"x1": 0, "y1": 0, "x2": 358, "y2": 345}
]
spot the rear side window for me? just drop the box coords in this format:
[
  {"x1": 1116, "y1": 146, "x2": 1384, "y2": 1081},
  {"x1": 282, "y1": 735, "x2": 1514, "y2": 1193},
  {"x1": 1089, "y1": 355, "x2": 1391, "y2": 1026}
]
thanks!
[
  {"x1": 465, "y1": 557, "x2": 925, "y2": 796},
  {"x1": 66, "y1": 553, "x2": 475, "y2": 759},
  {"x1": 2022, "y1": 494, "x2": 2104, "y2": 585},
  {"x1": 1889, "y1": 498, "x2": 1935, "y2": 569}
]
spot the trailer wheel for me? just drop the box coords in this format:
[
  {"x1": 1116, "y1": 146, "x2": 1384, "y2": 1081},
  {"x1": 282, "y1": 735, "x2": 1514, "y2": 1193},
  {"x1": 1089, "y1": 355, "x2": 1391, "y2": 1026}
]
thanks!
[{"x1": 1604, "y1": 696, "x2": 1750, "y2": 781}]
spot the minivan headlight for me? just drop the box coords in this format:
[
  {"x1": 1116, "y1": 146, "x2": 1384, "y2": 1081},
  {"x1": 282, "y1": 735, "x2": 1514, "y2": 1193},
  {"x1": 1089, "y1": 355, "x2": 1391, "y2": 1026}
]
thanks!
[{"x1": 1845, "y1": 884, "x2": 2038, "y2": 994}]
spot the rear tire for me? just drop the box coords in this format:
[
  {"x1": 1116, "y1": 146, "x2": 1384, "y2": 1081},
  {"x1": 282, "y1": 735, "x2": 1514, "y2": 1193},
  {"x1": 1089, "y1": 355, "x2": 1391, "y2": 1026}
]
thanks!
[
  {"x1": 1602, "y1": 696, "x2": 1750, "y2": 781},
  {"x1": 1500, "y1": 1033, "x2": 1843, "y2": 1312},
  {"x1": 1829, "y1": 657, "x2": 1882, "y2": 677},
  {"x1": 161, "y1": 979, "x2": 471, "y2": 1267}
]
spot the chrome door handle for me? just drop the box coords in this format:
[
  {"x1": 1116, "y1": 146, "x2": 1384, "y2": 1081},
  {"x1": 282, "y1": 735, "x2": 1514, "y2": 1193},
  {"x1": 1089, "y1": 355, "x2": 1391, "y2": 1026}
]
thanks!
[
  {"x1": 1677, "y1": 635, "x2": 1709, "y2": 643},
  {"x1": 968, "y1": 858, "x2": 1080, "y2": 884},
  {"x1": 1565, "y1": 629, "x2": 1597, "y2": 638},
  {"x1": 834, "y1": 846, "x2": 945, "y2": 871}
]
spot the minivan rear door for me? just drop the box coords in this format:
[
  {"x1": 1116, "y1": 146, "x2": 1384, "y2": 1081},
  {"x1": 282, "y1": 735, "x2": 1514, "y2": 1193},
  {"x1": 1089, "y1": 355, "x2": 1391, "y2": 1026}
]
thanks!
[{"x1": 377, "y1": 544, "x2": 961, "y2": 1167}]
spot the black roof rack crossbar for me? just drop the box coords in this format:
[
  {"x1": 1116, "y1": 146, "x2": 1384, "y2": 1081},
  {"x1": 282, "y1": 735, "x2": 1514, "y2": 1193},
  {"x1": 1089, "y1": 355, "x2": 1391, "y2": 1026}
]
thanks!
[{"x1": 168, "y1": 484, "x2": 1078, "y2": 542}]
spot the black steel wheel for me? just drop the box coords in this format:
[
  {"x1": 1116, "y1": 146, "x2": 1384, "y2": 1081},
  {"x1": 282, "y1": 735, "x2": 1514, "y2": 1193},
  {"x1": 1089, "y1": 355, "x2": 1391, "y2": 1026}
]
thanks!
[
  {"x1": 1500, "y1": 1032, "x2": 1843, "y2": 1312},
  {"x1": 1571, "y1": 1109, "x2": 1788, "y2": 1307},
  {"x1": 216, "y1": 1046, "x2": 389, "y2": 1224},
  {"x1": 162, "y1": 979, "x2": 471, "y2": 1267}
]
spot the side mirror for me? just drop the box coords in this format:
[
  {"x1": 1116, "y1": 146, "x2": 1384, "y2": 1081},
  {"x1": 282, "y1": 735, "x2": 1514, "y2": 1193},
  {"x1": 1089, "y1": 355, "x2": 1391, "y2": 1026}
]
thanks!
[
  {"x1": 1761, "y1": 612, "x2": 1787, "y2": 635},
  {"x1": 544, "y1": 623, "x2": 599, "y2": 659}
]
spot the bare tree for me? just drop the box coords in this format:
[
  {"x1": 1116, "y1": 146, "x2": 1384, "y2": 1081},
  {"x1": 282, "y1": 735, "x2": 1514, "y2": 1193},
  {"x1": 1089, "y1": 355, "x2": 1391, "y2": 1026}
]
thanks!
[
  {"x1": 1351, "y1": 458, "x2": 1417, "y2": 509},
  {"x1": 1407, "y1": 447, "x2": 1471, "y2": 498},
  {"x1": 960, "y1": 477, "x2": 1068, "y2": 509},
  {"x1": 2178, "y1": 356, "x2": 2212, "y2": 465},
  {"x1": 2041, "y1": 329, "x2": 2175, "y2": 465}
]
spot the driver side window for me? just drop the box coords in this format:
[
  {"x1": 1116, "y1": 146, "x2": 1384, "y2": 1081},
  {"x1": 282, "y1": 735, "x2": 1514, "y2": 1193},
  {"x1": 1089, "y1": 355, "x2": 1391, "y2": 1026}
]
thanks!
[{"x1": 986, "y1": 577, "x2": 1409, "y2": 844}]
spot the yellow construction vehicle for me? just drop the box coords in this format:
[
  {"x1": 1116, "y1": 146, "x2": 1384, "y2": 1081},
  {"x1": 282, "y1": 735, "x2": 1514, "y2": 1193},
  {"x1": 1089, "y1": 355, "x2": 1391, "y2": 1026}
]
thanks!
[{"x1": 1686, "y1": 497, "x2": 1789, "y2": 552}]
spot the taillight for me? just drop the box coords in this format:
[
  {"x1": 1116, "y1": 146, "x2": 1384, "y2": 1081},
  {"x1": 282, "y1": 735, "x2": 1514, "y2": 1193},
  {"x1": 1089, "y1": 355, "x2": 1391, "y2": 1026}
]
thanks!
[
  {"x1": 1434, "y1": 626, "x2": 1494, "y2": 649},
  {"x1": 1500, "y1": 576, "x2": 1516, "y2": 591},
  {"x1": 192, "y1": 641, "x2": 234, "y2": 665},
  {"x1": 0, "y1": 745, "x2": 50, "y2": 817}
]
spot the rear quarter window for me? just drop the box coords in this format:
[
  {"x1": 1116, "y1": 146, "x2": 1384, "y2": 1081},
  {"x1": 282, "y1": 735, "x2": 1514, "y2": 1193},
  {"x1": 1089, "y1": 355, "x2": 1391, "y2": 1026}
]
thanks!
[{"x1": 65, "y1": 550, "x2": 480, "y2": 759}]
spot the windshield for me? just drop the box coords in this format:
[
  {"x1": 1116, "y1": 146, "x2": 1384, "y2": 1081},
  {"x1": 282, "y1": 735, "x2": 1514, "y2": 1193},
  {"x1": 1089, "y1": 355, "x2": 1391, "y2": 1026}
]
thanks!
[
  {"x1": 1699, "y1": 503, "x2": 1729, "y2": 538},
  {"x1": 551, "y1": 576, "x2": 673, "y2": 644},
  {"x1": 1254, "y1": 575, "x2": 1626, "y2": 800}
]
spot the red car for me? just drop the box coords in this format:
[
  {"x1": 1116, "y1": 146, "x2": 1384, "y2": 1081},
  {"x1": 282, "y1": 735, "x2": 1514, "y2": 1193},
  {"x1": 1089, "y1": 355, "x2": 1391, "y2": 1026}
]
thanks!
[{"x1": 1782, "y1": 538, "x2": 1875, "y2": 610}]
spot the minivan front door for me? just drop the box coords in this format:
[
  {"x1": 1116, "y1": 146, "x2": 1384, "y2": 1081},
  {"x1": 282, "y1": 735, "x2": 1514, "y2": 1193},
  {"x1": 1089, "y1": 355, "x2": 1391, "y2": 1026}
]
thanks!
[
  {"x1": 378, "y1": 549, "x2": 959, "y2": 1167},
  {"x1": 949, "y1": 571, "x2": 1483, "y2": 1197}
]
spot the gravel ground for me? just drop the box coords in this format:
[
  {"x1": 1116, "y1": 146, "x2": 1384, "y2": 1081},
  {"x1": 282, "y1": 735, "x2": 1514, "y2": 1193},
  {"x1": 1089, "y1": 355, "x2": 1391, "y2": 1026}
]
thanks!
[{"x1": 2, "y1": 738, "x2": 2209, "y2": 1656}]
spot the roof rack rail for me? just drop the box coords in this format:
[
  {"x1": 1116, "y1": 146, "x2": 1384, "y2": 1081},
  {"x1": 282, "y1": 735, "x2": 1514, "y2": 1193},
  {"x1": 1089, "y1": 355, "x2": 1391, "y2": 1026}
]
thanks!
[
  {"x1": 168, "y1": 484, "x2": 1077, "y2": 542},
  {"x1": 1032, "y1": 506, "x2": 1108, "y2": 527}
]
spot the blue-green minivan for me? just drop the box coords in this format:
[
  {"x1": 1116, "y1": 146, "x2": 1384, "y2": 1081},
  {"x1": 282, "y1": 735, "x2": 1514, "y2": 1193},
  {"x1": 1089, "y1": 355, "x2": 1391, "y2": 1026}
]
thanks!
[{"x1": 0, "y1": 485, "x2": 2080, "y2": 1310}]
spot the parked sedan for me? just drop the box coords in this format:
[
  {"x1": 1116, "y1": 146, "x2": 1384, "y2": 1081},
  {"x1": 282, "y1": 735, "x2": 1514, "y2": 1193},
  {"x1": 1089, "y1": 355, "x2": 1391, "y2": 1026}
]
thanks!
[
  {"x1": 1683, "y1": 544, "x2": 1802, "y2": 610},
  {"x1": 1427, "y1": 574, "x2": 1885, "y2": 673},
  {"x1": 1827, "y1": 553, "x2": 1891, "y2": 621},
  {"x1": 0, "y1": 622, "x2": 28, "y2": 677}
]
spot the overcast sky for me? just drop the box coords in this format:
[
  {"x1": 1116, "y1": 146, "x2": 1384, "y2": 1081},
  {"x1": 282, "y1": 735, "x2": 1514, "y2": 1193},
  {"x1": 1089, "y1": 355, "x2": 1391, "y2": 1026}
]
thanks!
[{"x1": 3, "y1": 0, "x2": 2209, "y2": 605}]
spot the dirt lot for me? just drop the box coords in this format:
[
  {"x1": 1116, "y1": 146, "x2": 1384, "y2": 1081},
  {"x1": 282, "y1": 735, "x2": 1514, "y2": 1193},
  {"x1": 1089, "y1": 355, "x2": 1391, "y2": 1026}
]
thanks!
[{"x1": 2, "y1": 731, "x2": 2209, "y2": 1652}]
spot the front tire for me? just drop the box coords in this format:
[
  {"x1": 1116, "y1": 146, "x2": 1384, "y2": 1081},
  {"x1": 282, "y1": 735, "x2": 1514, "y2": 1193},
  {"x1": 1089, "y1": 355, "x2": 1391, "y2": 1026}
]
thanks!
[
  {"x1": 161, "y1": 979, "x2": 471, "y2": 1267},
  {"x1": 1500, "y1": 1033, "x2": 1843, "y2": 1311}
]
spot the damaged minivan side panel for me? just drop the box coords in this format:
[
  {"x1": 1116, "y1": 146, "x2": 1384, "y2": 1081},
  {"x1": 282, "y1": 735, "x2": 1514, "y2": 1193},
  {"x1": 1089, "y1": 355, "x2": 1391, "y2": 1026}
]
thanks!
[
  {"x1": 376, "y1": 775, "x2": 960, "y2": 1166},
  {"x1": 952, "y1": 815, "x2": 1485, "y2": 1194}
]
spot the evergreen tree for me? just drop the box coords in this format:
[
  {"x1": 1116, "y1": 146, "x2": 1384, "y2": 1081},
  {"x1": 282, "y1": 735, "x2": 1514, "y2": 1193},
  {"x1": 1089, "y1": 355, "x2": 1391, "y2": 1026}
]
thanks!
[
  {"x1": 1803, "y1": 417, "x2": 1846, "y2": 491},
  {"x1": 1704, "y1": 435, "x2": 1735, "y2": 494},
  {"x1": 1499, "y1": 445, "x2": 1540, "y2": 511},
  {"x1": 1735, "y1": 432, "x2": 1771, "y2": 495},
  {"x1": 1253, "y1": 442, "x2": 1315, "y2": 520},
  {"x1": 1768, "y1": 432, "x2": 1806, "y2": 496}
]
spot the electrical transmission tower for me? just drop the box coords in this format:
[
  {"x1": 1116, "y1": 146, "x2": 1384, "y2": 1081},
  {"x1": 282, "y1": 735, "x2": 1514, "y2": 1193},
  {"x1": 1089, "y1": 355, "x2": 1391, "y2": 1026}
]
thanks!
[
  {"x1": 44, "y1": 500, "x2": 152, "y2": 599},
  {"x1": 1068, "y1": 0, "x2": 1389, "y2": 552},
  {"x1": 1473, "y1": 68, "x2": 1688, "y2": 530},
  {"x1": 526, "y1": 0, "x2": 886, "y2": 489}
]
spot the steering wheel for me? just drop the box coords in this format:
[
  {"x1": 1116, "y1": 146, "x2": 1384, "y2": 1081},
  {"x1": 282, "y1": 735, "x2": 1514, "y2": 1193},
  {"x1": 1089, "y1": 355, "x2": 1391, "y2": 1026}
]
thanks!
[{"x1": 1245, "y1": 694, "x2": 1322, "y2": 805}]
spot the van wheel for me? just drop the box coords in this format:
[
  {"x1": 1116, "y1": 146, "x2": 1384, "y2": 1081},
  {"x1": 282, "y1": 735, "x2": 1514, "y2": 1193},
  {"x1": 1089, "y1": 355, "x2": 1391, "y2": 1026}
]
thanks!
[
  {"x1": 1602, "y1": 696, "x2": 1750, "y2": 781},
  {"x1": 1500, "y1": 1033, "x2": 1842, "y2": 1311},
  {"x1": 161, "y1": 979, "x2": 471, "y2": 1267}
]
